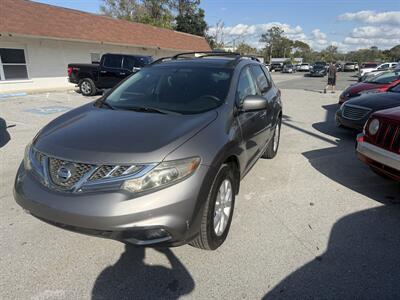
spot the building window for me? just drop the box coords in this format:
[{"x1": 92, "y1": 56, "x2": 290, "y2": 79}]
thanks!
[
  {"x1": 0, "y1": 48, "x2": 28, "y2": 80},
  {"x1": 91, "y1": 53, "x2": 101, "y2": 63}
]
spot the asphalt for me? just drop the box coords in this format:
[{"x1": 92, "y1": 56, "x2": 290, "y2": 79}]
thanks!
[{"x1": 1, "y1": 73, "x2": 400, "y2": 299}]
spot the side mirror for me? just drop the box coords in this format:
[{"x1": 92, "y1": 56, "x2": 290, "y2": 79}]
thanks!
[{"x1": 241, "y1": 95, "x2": 267, "y2": 112}]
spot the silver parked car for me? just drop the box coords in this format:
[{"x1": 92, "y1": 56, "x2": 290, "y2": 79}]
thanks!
[{"x1": 14, "y1": 52, "x2": 283, "y2": 250}]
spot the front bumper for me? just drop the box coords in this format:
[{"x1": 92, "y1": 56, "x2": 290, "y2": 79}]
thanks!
[
  {"x1": 357, "y1": 137, "x2": 400, "y2": 181},
  {"x1": 335, "y1": 110, "x2": 366, "y2": 131},
  {"x1": 14, "y1": 163, "x2": 212, "y2": 246}
]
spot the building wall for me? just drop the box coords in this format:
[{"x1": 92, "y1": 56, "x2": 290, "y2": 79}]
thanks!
[{"x1": 0, "y1": 35, "x2": 182, "y2": 93}]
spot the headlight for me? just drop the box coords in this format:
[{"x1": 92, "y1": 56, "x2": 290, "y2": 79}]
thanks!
[
  {"x1": 122, "y1": 157, "x2": 201, "y2": 193},
  {"x1": 23, "y1": 142, "x2": 32, "y2": 171},
  {"x1": 368, "y1": 119, "x2": 380, "y2": 135}
]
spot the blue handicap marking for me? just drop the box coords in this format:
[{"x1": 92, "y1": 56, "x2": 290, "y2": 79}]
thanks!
[{"x1": 25, "y1": 106, "x2": 72, "y2": 115}]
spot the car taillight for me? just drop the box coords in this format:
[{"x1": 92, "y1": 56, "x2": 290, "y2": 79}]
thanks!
[{"x1": 68, "y1": 67, "x2": 73, "y2": 76}]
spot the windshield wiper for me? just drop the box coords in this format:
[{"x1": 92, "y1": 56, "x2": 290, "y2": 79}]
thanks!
[
  {"x1": 100, "y1": 101, "x2": 115, "y2": 110},
  {"x1": 121, "y1": 106, "x2": 181, "y2": 115}
]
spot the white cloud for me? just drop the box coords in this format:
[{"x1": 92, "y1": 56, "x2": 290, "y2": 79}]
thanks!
[
  {"x1": 339, "y1": 10, "x2": 400, "y2": 49},
  {"x1": 338, "y1": 10, "x2": 400, "y2": 25}
]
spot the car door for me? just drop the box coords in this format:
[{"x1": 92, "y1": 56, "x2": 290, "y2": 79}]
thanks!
[
  {"x1": 250, "y1": 65, "x2": 275, "y2": 144},
  {"x1": 235, "y1": 66, "x2": 268, "y2": 169},
  {"x1": 99, "y1": 54, "x2": 124, "y2": 88}
]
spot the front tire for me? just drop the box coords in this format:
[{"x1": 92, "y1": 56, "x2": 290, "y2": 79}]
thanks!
[
  {"x1": 79, "y1": 78, "x2": 96, "y2": 96},
  {"x1": 190, "y1": 164, "x2": 236, "y2": 250},
  {"x1": 262, "y1": 117, "x2": 281, "y2": 159}
]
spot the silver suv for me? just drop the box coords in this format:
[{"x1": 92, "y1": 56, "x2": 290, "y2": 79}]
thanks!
[{"x1": 14, "y1": 52, "x2": 282, "y2": 250}]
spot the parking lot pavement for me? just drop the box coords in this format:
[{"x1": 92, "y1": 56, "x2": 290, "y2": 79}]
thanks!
[
  {"x1": 1, "y1": 78, "x2": 400, "y2": 299},
  {"x1": 275, "y1": 71, "x2": 359, "y2": 92}
]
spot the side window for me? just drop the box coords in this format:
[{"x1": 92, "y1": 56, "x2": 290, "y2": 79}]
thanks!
[
  {"x1": 0, "y1": 48, "x2": 28, "y2": 80},
  {"x1": 261, "y1": 65, "x2": 272, "y2": 86},
  {"x1": 103, "y1": 55, "x2": 122, "y2": 69},
  {"x1": 379, "y1": 64, "x2": 389, "y2": 70},
  {"x1": 250, "y1": 65, "x2": 270, "y2": 93},
  {"x1": 236, "y1": 67, "x2": 258, "y2": 105},
  {"x1": 122, "y1": 56, "x2": 135, "y2": 70}
]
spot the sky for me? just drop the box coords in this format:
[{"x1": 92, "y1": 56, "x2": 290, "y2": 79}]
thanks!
[{"x1": 34, "y1": 0, "x2": 400, "y2": 52}]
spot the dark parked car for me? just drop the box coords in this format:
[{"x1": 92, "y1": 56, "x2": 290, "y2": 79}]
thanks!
[
  {"x1": 339, "y1": 70, "x2": 400, "y2": 104},
  {"x1": 356, "y1": 106, "x2": 400, "y2": 181},
  {"x1": 336, "y1": 83, "x2": 400, "y2": 131},
  {"x1": 270, "y1": 63, "x2": 283, "y2": 72},
  {"x1": 68, "y1": 53, "x2": 153, "y2": 96},
  {"x1": 309, "y1": 64, "x2": 327, "y2": 77},
  {"x1": 14, "y1": 52, "x2": 283, "y2": 250}
]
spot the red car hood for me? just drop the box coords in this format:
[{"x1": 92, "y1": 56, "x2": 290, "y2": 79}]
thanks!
[
  {"x1": 373, "y1": 106, "x2": 400, "y2": 123},
  {"x1": 347, "y1": 82, "x2": 386, "y2": 95}
]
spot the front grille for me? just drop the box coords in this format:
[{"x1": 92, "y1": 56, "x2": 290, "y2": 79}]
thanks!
[
  {"x1": 374, "y1": 120, "x2": 400, "y2": 153},
  {"x1": 48, "y1": 158, "x2": 93, "y2": 189},
  {"x1": 31, "y1": 150, "x2": 146, "y2": 192},
  {"x1": 342, "y1": 105, "x2": 370, "y2": 120}
]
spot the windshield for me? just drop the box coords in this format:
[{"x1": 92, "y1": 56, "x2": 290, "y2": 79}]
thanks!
[
  {"x1": 345, "y1": 63, "x2": 355, "y2": 66},
  {"x1": 390, "y1": 83, "x2": 400, "y2": 93},
  {"x1": 104, "y1": 66, "x2": 232, "y2": 114},
  {"x1": 367, "y1": 71, "x2": 400, "y2": 84},
  {"x1": 363, "y1": 63, "x2": 378, "y2": 68}
]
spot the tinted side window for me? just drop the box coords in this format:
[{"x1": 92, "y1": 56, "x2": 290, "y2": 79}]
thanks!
[
  {"x1": 237, "y1": 67, "x2": 258, "y2": 104},
  {"x1": 123, "y1": 57, "x2": 135, "y2": 70},
  {"x1": 103, "y1": 55, "x2": 122, "y2": 69},
  {"x1": 250, "y1": 65, "x2": 270, "y2": 93}
]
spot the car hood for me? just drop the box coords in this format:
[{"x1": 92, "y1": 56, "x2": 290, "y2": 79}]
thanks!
[
  {"x1": 34, "y1": 103, "x2": 218, "y2": 164},
  {"x1": 345, "y1": 92, "x2": 400, "y2": 111},
  {"x1": 346, "y1": 82, "x2": 386, "y2": 95}
]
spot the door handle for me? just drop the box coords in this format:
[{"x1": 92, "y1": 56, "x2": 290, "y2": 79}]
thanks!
[
  {"x1": 119, "y1": 72, "x2": 126, "y2": 75},
  {"x1": 100, "y1": 70, "x2": 107, "y2": 74}
]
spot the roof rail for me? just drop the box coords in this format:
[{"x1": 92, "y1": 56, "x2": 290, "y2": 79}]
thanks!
[
  {"x1": 171, "y1": 51, "x2": 241, "y2": 60},
  {"x1": 149, "y1": 52, "x2": 262, "y2": 67}
]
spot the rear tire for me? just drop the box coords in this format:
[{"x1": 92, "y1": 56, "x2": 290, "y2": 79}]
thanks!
[
  {"x1": 79, "y1": 78, "x2": 96, "y2": 96},
  {"x1": 190, "y1": 164, "x2": 236, "y2": 250},
  {"x1": 262, "y1": 117, "x2": 281, "y2": 159}
]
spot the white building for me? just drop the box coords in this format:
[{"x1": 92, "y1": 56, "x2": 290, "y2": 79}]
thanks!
[{"x1": 0, "y1": 0, "x2": 210, "y2": 94}]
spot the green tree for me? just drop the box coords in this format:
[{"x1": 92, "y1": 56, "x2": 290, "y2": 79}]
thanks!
[
  {"x1": 260, "y1": 26, "x2": 284, "y2": 62},
  {"x1": 321, "y1": 45, "x2": 339, "y2": 62},
  {"x1": 100, "y1": 0, "x2": 138, "y2": 21},
  {"x1": 235, "y1": 42, "x2": 257, "y2": 55},
  {"x1": 100, "y1": 0, "x2": 173, "y2": 28},
  {"x1": 175, "y1": 8, "x2": 207, "y2": 36},
  {"x1": 136, "y1": 0, "x2": 174, "y2": 28}
]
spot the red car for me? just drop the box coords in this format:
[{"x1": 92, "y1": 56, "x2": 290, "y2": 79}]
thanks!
[
  {"x1": 339, "y1": 70, "x2": 400, "y2": 104},
  {"x1": 356, "y1": 106, "x2": 400, "y2": 181}
]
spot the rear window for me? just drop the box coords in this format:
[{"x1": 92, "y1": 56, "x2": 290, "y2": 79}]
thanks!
[
  {"x1": 369, "y1": 71, "x2": 400, "y2": 84},
  {"x1": 105, "y1": 66, "x2": 233, "y2": 114}
]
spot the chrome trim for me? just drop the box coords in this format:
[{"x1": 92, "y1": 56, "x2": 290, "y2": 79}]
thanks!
[
  {"x1": 81, "y1": 164, "x2": 157, "y2": 187},
  {"x1": 29, "y1": 147, "x2": 158, "y2": 193},
  {"x1": 105, "y1": 165, "x2": 120, "y2": 178},
  {"x1": 357, "y1": 140, "x2": 400, "y2": 171}
]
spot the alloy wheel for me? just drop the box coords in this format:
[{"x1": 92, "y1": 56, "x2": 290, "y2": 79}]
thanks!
[{"x1": 213, "y1": 179, "x2": 233, "y2": 236}]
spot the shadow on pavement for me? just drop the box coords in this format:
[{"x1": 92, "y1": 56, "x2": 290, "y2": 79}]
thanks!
[
  {"x1": 307, "y1": 103, "x2": 400, "y2": 203},
  {"x1": 92, "y1": 246, "x2": 194, "y2": 300},
  {"x1": 264, "y1": 205, "x2": 400, "y2": 298},
  {"x1": 0, "y1": 118, "x2": 12, "y2": 148},
  {"x1": 264, "y1": 104, "x2": 400, "y2": 298}
]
